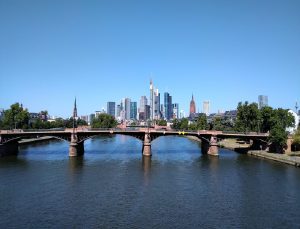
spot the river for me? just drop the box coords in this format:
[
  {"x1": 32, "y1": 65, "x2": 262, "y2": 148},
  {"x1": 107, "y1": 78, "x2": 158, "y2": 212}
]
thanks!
[{"x1": 1, "y1": 135, "x2": 300, "y2": 228}]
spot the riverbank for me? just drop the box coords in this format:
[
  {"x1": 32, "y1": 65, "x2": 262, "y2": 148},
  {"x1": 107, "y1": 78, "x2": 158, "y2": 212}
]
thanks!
[
  {"x1": 248, "y1": 151, "x2": 300, "y2": 167},
  {"x1": 186, "y1": 136, "x2": 250, "y2": 152},
  {"x1": 18, "y1": 136, "x2": 56, "y2": 145},
  {"x1": 219, "y1": 138, "x2": 250, "y2": 151}
]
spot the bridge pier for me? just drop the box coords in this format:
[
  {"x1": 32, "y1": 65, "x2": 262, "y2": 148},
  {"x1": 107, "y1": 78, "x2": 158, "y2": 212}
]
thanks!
[
  {"x1": 284, "y1": 137, "x2": 293, "y2": 154},
  {"x1": 69, "y1": 133, "x2": 84, "y2": 157},
  {"x1": 69, "y1": 142, "x2": 84, "y2": 157},
  {"x1": 142, "y1": 133, "x2": 152, "y2": 156},
  {"x1": 0, "y1": 142, "x2": 19, "y2": 157},
  {"x1": 201, "y1": 136, "x2": 219, "y2": 156}
]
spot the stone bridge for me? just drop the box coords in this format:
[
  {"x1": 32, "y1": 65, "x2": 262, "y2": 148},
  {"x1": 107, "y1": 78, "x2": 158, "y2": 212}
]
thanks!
[{"x1": 0, "y1": 129, "x2": 271, "y2": 157}]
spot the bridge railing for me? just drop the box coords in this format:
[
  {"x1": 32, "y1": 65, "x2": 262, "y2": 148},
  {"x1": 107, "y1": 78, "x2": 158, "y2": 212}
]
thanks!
[{"x1": 22, "y1": 128, "x2": 66, "y2": 132}]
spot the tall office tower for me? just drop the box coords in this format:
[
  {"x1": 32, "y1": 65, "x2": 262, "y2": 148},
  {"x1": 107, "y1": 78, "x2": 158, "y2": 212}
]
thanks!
[
  {"x1": 258, "y1": 95, "x2": 268, "y2": 109},
  {"x1": 164, "y1": 92, "x2": 173, "y2": 120},
  {"x1": 189, "y1": 94, "x2": 196, "y2": 118},
  {"x1": 145, "y1": 105, "x2": 151, "y2": 120},
  {"x1": 154, "y1": 89, "x2": 161, "y2": 120},
  {"x1": 160, "y1": 104, "x2": 165, "y2": 119},
  {"x1": 130, "y1": 102, "x2": 137, "y2": 120},
  {"x1": 107, "y1": 102, "x2": 116, "y2": 117},
  {"x1": 180, "y1": 110, "x2": 185, "y2": 119},
  {"x1": 139, "y1": 96, "x2": 147, "y2": 113},
  {"x1": 203, "y1": 101, "x2": 210, "y2": 116},
  {"x1": 150, "y1": 80, "x2": 154, "y2": 120},
  {"x1": 89, "y1": 113, "x2": 95, "y2": 125},
  {"x1": 116, "y1": 104, "x2": 121, "y2": 118},
  {"x1": 124, "y1": 98, "x2": 131, "y2": 120},
  {"x1": 172, "y1": 103, "x2": 179, "y2": 119}
]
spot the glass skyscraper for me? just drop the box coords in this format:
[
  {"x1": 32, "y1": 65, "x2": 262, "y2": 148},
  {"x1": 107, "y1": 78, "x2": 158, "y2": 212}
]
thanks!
[
  {"x1": 258, "y1": 95, "x2": 268, "y2": 109},
  {"x1": 107, "y1": 102, "x2": 116, "y2": 117}
]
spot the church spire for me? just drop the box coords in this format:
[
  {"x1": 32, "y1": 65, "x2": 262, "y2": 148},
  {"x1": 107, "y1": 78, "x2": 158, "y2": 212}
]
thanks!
[{"x1": 73, "y1": 97, "x2": 77, "y2": 119}]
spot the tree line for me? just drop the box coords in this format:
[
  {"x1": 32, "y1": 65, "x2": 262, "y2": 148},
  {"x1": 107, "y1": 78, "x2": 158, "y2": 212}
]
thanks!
[{"x1": 0, "y1": 103, "x2": 87, "y2": 129}]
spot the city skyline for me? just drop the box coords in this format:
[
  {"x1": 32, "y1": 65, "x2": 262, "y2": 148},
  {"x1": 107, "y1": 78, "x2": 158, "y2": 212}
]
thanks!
[{"x1": 1, "y1": 0, "x2": 300, "y2": 117}]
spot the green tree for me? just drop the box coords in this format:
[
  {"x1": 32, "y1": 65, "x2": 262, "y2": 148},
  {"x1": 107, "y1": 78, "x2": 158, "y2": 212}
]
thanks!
[
  {"x1": 195, "y1": 114, "x2": 208, "y2": 130},
  {"x1": 156, "y1": 119, "x2": 167, "y2": 126},
  {"x1": 268, "y1": 109, "x2": 295, "y2": 153},
  {"x1": 235, "y1": 102, "x2": 260, "y2": 132},
  {"x1": 77, "y1": 118, "x2": 88, "y2": 126},
  {"x1": 269, "y1": 124, "x2": 288, "y2": 153},
  {"x1": 180, "y1": 118, "x2": 189, "y2": 130},
  {"x1": 260, "y1": 106, "x2": 273, "y2": 132},
  {"x1": 91, "y1": 114, "x2": 117, "y2": 128},
  {"x1": 172, "y1": 119, "x2": 180, "y2": 130},
  {"x1": 2, "y1": 103, "x2": 29, "y2": 129},
  {"x1": 270, "y1": 108, "x2": 294, "y2": 130},
  {"x1": 211, "y1": 117, "x2": 223, "y2": 131}
]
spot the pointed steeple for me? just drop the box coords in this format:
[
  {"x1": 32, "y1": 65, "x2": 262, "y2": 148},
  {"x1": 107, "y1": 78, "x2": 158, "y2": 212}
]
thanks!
[
  {"x1": 73, "y1": 97, "x2": 77, "y2": 119},
  {"x1": 192, "y1": 94, "x2": 194, "y2": 101}
]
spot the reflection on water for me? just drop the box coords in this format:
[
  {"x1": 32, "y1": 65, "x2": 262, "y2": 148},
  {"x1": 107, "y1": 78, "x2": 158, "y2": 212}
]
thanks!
[
  {"x1": 68, "y1": 156, "x2": 84, "y2": 172},
  {"x1": 1, "y1": 135, "x2": 300, "y2": 228}
]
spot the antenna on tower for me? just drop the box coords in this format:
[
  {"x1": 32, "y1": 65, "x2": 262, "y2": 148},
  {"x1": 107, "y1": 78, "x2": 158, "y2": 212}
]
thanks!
[{"x1": 296, "y1": 102, "x2": 299, "y2": 113}]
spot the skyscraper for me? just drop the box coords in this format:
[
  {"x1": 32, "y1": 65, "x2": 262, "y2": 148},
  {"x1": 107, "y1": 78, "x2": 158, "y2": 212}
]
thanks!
[
  {"x1": 150, "y1": 80, "x2": 154, "y2": 120},
  {"x1": 258, "y1": 95, "x2": 268, "y2": 109},
  {"x1": 130, "y1": 102, "x2": 137, "y2": 120},
  {"x1": 107, "y1": 102, "x2": 116, "y2": 117},
  {"x1": 164, "y1": 92, "x2": 173, "y2": 120},
  {"x1": 116, "y1": 104, "x2": 121, "y2": 118},
  {"x1": 172, "y1": 103, "x2": 179, "y2": 119},
  {"x1": 139, "y1": 96, "x2": 148, "y2": 121},
  {"x1": 154, "y1": 89, "x2": 161, "y2": 119},
  {"x1": 150, "y1": 80, "x2": 162, "y2": 120},
  {"x1": 139, "y1": 96, "x2": 147, "y2": 113},
  {"x1": 189, "y1": 94, "x2": 196, "y2": 118},
  {"x1": 125, "y1": 98, "x2": 131, "y2": 120},
  {"x1": 203, "y1": 101, "x2": 210, "y2": 116},
  {"x1": 145, "y1": 105, "x2": 151, "y2": 120}
]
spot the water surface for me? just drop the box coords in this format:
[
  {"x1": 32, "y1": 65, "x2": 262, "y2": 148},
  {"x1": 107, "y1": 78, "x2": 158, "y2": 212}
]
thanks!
[{"x1": 1, "y1": 135, "x2": 300, "y2": 228}]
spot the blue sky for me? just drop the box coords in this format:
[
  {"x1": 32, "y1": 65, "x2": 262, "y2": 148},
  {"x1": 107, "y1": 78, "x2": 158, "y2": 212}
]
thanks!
[{"x1": 0, "y1": 0, "x2": 299, "y2": 118}]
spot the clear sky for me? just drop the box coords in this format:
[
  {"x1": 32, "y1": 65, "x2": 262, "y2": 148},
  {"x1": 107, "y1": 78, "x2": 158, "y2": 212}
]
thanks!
[{"x1": 0, "y1": 0, "x2": 299, "y2": 118}]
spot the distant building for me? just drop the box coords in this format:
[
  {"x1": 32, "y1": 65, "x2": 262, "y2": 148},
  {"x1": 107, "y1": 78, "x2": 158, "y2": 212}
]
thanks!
[
  {"x1": 124, "y1": 98, "x2": 131, "y2": 120},
  {"x1": 145, "y1": 105, "x2": 151, "y2": 120},
  {"x1": 139, "y1": 96, "x2": 147, "y2": 113},
  {"x1": 203, "y1": 101, "x2": 210, "y2": 116},
  {"x1": 130, "y1": 102, "x2": 137, "y2": 120},
  {"x1": 164, "y1": 92, "x2": 173, "y2": 120},
  {"x1": 107, "y1": 102, "x2": 116, "y2": 117},
  {"x1": 180, "y1": 110, "x2": 185, "y2": 119},
  {"x1": 80, "y1": 115, "x2": 89, "y2": 123},
  {"x1": 172, "y1": 103, "x2": 179, "y2": 119},
  {"x1": 95, "y1": 111, "x2": 101, "y2": 118},
  {"x1": 116, "y1": 104, "x2": 121, "y2": 118},
  {"x1": 258, "y1": 95, "x2": 268, "y2": 109},
  {"x1": 149, "y1": 80, "x2": 161, "y2": 120},
  {"x1": 189, "y1": 94, "x2": 196, "y2": 118},
  {"x1": 150, "y1": 80, "x2": 154, "y2": 120},
  {"x1": 223, "y1": 110, "x2": 237, "y2": 122},
  {"x1": 154, "y1": 90, "x2": 161, "y2": 119},
  {"x1": 89, "y1": 113, "x2": 95, "y2": 125}
]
